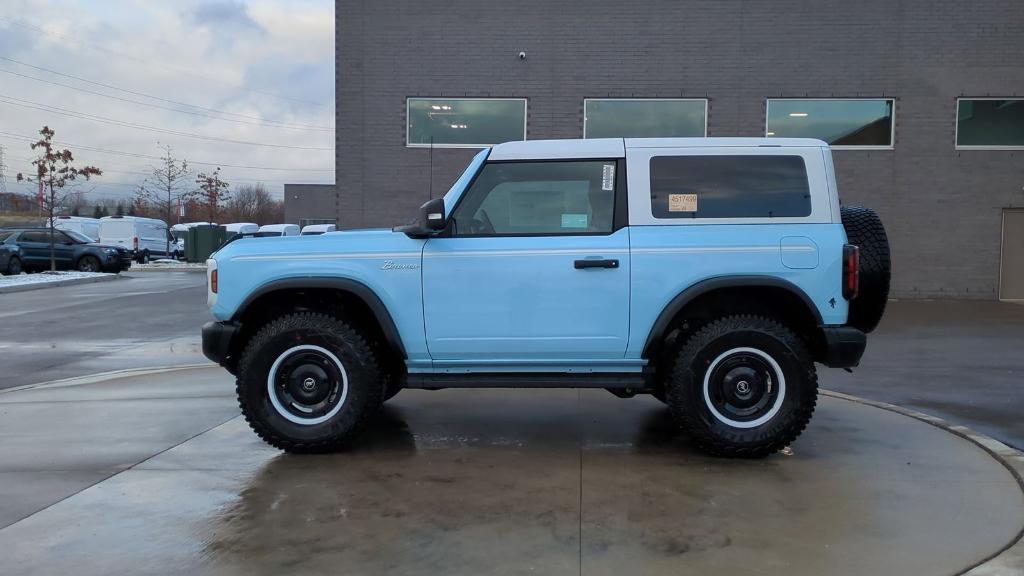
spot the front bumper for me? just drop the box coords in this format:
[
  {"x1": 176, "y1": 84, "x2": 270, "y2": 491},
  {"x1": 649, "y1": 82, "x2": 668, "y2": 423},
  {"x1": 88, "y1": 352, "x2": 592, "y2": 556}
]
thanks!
[
  {"x1": 820, "y1": 326, "x2": 867, "y2": 368},
  {"x1": 202, "y1": 321, "x2": 239, "y2": 371}
]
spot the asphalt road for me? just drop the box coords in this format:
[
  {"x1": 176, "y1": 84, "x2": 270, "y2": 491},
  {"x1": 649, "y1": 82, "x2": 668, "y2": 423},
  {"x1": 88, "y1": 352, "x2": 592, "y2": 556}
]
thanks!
[
  {"x1": 0, "y1": 271, "x2": 210, "y2": 390},
  {"x1": 1, "y1": 272, "x2": 1022, "y2": 448}
]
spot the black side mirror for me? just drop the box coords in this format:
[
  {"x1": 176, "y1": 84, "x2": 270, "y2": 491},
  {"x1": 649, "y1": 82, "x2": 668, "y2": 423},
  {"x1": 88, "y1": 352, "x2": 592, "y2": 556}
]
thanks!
[{"x1": 396, "y1": 197, "x2": 447, "y2": 239}]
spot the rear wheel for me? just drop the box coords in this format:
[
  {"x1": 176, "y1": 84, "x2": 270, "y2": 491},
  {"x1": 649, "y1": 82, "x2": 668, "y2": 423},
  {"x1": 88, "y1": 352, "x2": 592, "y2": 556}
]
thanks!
[
  {"x1": 666, "y1": 315, "x2": 817, "y2": 458},
  {"x1": 236, "y1": 312, "x2": 384, "y2": 453},
  {"x1": 841, "y1": 206, "x2": 891, "y2": 333},
  {"x1": 4, "y1": 256, "x2": 20, "y2": 276}
]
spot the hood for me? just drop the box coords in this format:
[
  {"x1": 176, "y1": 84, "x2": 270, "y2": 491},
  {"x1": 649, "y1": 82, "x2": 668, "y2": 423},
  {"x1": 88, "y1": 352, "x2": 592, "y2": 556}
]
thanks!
[
  {"x1": 213, "y1": 227, "x2": 421, "y2": 261},
  {"x1": 86, "y1": 242, "x2": 127, "y2": 251}
]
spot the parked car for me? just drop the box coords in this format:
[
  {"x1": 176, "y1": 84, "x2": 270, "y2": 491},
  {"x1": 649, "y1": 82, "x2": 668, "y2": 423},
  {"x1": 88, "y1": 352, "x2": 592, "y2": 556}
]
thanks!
[
  {"x1": 202, "y1": 137, "x2": 891, "y2": 458},
  {"x1": 300, "y1": 224, "x2": 337, "y2": 236},
  {"x1": 0, "y1": 230, "x2": 23, "y2": 275},
  {"x1": 52, "y1": 216, "x2": 101, "y2": 242},
  {"x1": 223, "y1": 223, "x2": 259, "y2": 235},
  {"x1": 0, "y1": 228, "x2": 132, "y2": 273},
  {"x1": 99, "y1": 216, "x2": 173, "y2": 263},
  {"x1": 255, "y1": 224, "x2": 299, "y2": 237}
]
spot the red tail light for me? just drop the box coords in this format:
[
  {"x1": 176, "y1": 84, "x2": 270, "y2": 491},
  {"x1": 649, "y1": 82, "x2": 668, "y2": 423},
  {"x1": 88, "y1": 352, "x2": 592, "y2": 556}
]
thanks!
[
  {"x1": 843, "y1": 244, "x2": 859, "y2": 300},
  {"x1": 210, "y1": 269, "x2": 218, "y2": 294},
  {"x1": 133, "y1": 236, "x2": 139, "y2": 251}
]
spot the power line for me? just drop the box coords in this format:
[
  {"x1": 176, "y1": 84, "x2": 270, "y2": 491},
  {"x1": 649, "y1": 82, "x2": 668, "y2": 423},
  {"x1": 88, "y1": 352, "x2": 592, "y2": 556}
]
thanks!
[
  {"x1": 0, "y1": 131, "x2": 335, "y2": 172},
  {"x1": 0, "y1": 68, "x2": 334, "y2": 132},
  {"x1": 0, "y1": 93, "x2": 334, "y2": 151},
  {"x1": 0, "y1": 55, "x2": 334, "y2": 130},
  {"x1": 0, "y1": 15, "x2": 329, "y2": 109}
]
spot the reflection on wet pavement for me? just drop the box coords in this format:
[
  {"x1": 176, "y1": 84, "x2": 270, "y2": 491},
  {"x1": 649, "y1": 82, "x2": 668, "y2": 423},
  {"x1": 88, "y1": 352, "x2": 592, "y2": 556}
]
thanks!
[{"x1": 1, "y1": 380, "x2": 1022, "y2": 576}]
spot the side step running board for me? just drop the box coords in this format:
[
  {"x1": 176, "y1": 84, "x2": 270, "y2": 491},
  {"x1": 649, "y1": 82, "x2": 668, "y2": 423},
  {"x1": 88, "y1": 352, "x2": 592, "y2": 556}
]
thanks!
[{"x1": 404, "y1": 372, "x2": 651, "y2": 391}]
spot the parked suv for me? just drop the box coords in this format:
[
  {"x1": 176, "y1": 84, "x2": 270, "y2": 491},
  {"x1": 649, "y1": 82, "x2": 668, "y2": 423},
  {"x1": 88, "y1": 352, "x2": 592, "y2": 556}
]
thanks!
[
  {"x1": 0, "y1": 228, "x2": 132, "y2": 273},
  {"x1": 202, "y1": 138, "x2": 890, "y2": 458}
]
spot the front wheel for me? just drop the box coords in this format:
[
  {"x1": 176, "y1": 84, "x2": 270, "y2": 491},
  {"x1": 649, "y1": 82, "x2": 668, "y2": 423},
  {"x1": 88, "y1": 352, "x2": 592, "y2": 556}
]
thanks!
[
  {"x1": 666, "y1": 315, "x2": 817, "y2": 458},
  {"x1": 236, "y1": 312, "x2": 384, "y2": 453},
  {"x1": 76, "y1": 255, "x2": 100, "y2": 272}
]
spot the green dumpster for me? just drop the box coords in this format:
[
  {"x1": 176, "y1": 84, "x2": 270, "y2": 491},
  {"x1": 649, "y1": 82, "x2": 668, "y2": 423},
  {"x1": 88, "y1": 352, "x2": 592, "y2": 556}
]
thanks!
[{"x1": 186, "y1": 224, "x2": 227, "y2": 263}]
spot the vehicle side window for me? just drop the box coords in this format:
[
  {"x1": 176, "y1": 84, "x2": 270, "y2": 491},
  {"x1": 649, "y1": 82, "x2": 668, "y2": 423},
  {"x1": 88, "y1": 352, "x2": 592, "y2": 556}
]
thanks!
[
  {"x1": 21, "y1": 231, "x2": 49, "y2": 243},
  {"x1": 451, "y1": 161, "x2": 617, "y2": 236},
  {"x1": 649, "y1": 155, "x2": 811, "y2": 219}
]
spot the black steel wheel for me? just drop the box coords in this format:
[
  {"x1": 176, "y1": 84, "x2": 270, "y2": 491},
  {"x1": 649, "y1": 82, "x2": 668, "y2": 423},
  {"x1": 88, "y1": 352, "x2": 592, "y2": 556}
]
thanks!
[
  {"x1": 236, "y1": 312, "x2": 384, "y2": 453},
  {"x1": 666, "y1": 315, "x2": 817, "y2": 458}
]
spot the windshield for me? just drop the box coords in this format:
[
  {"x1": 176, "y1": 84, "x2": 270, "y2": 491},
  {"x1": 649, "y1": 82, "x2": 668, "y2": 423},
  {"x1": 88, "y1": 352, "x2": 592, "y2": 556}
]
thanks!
[
  {"x1": 63, "y1": 230, "x2": 94, "y2": 244},
  {"x1": 172, "y1": 230, "x2": 187, "y2": 241},
  {"x1": 253, "y1": 232, "x2": 281, "y2": 237}
]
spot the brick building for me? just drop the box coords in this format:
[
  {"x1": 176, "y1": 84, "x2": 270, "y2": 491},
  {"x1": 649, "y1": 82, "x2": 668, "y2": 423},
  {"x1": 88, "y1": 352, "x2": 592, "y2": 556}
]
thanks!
[{"x1": 336, "y1": 0, "x2": 1024, "y2": 299}]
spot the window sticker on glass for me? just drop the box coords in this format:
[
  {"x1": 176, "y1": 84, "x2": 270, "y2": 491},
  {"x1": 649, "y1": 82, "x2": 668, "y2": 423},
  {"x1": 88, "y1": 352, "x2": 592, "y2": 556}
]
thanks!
[
  {"x1": 602, "y1": 164, "x2": 615, "y2": 191},
  {"x1": 668, "y1": 194, "x2": 698, "y2": 212},
  {"x1": 561, "y1": 214, "x2": 589, "y2": 228}
]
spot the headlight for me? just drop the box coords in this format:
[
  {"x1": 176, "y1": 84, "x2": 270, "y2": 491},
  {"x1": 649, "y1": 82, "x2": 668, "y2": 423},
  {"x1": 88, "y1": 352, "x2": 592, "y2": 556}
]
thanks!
[{"x1": 105, "y1": 248, "x2": 118, "y2": 254}]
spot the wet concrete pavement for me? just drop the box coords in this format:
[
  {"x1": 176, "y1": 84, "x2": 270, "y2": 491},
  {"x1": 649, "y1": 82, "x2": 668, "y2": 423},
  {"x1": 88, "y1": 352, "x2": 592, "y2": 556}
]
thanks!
[
  {"x1": 823, "y1": 300, "x2": 1024, "y2": 450},
  {"x1": 0, "y1": 366, "x2": 1021, "y2": 575},
  {"x1": 0, "y1": 271, "x2": 209, "y2": 390}
]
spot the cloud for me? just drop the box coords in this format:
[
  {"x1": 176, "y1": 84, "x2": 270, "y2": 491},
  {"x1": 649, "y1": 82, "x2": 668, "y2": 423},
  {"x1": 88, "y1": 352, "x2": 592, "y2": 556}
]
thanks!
[
  {"x1": 0, "y1": 0, "x2": 335, "y2": 205},
  {"x1": 191, "y1": 0, "x2": 265, "y2": 35}
]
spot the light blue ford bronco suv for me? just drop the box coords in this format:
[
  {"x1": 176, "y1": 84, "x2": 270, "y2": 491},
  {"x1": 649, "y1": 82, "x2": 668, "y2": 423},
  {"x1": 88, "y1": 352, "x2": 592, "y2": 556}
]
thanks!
[{"x1": 202, "y1": 138, "x2": 890, "y2": 458}]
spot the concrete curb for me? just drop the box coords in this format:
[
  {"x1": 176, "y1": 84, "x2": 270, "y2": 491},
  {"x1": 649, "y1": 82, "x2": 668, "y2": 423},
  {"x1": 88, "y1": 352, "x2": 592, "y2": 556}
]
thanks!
[
  {"x1": 822, "y1": 390, "x2": 1024, "y2": 575},
  {"x1": 0, "y1": 363, "x2": 216, "y2": 395},
  {"x1": 0, "y1": 273, "x2": 123, "y2": 294}
]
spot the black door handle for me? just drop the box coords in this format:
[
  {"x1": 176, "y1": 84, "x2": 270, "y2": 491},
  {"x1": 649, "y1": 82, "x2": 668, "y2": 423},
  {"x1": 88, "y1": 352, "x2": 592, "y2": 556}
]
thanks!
[{"x1": 574, "y1": 258, "x2": 619, "y2": 269}]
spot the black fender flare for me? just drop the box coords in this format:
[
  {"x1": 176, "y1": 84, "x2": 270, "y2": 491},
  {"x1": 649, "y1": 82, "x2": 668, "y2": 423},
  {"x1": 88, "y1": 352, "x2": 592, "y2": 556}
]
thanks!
[
  {"x1": 641, "y1": 276, "x2": 824, "y2": 359},
  {"x1": 232, "y1": 277, "x2": 407, "y2": 358}
]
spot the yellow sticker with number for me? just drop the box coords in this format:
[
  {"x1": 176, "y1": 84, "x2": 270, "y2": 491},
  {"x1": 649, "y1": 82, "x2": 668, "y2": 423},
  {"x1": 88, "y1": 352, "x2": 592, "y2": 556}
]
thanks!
[{"x1": 668, "y1": 194, "x2": 698, "y2": 212}]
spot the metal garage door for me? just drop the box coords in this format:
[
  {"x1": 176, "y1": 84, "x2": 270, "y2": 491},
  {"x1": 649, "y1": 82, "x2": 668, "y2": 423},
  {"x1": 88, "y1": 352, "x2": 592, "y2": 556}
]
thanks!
[{"x1": 1001, "y1": 209, "x2": 1024, "y2": 300}]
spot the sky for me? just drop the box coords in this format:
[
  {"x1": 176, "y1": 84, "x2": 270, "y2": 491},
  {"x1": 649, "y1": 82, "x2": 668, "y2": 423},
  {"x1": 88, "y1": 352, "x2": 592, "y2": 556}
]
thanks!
[{"x1": 0, "y1": 0, "x2": 335, "y2": 202}]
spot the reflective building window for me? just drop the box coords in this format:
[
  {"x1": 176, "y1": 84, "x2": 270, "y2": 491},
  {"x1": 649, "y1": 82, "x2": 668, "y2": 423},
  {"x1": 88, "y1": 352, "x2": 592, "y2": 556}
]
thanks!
[
  {"x1": 766, "y1": 99, "x2": 894, "y2": 148},
  {"x1": 406, "y1": 98, "x2": 527, "y2": 147},
  {"x1": 584, "y1": 99, "x2": 707, "y2": 139},
  {"x1": 957, "y1": 99, "x2": 1024, "y2": 149}
]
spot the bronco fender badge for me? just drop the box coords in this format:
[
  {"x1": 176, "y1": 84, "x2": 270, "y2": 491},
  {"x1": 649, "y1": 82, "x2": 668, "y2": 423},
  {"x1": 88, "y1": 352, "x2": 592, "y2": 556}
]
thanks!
[{"x1": 381, "y1": 260, "x2": 419, "y2": 270}]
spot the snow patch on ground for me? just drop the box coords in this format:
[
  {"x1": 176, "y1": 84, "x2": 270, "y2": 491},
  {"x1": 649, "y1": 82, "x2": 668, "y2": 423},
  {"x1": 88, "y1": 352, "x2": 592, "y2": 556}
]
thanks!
[
  {"x1": 0, "y1": 271, "x2": 115, "y2": 289},
  {"x1": 132, "y1": 260, "x2": 208, "y2": 270}
]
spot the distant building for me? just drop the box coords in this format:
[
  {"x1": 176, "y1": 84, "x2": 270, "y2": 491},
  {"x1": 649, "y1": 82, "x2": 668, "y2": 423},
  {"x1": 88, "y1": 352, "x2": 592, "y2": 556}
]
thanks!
[
  {"x1": 284, "y1": 184, "x2": 337, "y2": 228},
  {"x1": 336, "y1": 0, "x2": 1024, "y2": 300}
]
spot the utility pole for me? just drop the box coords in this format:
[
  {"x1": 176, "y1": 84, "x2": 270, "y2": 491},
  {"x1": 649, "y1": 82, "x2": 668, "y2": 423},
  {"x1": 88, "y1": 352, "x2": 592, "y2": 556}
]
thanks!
[{"x1": 0, "y1": 144, "x2": 8, "y2": 195}]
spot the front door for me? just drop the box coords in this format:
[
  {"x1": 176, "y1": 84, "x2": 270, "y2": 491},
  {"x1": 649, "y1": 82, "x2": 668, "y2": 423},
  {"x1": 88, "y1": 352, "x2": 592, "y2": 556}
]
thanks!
[
  {"x1": 19, "y1": 230, "x2": 74, "y2": 268},
  {"x1": 422, "y1": 159, "x2": 630, "y2": 362}
]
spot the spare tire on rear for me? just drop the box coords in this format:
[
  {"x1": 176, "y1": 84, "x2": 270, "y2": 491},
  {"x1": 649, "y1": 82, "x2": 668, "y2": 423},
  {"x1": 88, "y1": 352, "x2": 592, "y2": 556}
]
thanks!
[{"x1": 841, "y1": 206, "x2": 891, "y2": 333}]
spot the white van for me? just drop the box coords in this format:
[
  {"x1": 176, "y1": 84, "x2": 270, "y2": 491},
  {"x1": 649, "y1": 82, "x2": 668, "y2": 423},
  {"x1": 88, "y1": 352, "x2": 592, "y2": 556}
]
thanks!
[
  {"x1": 223, "y1": 222, "x2": 259, "y2": 236},
  {"x1": 300, "y1": 224, "x2": 337, "y2": 236},
  {"x1": 52, "y1": 216, "x2": 101, "y2": 242},
  {"x1": 99, "y1": 216, "x2": 173, "y2": 263},
  {"x1": 255, "y1": 224, "x2": 300, "y2": 237}
]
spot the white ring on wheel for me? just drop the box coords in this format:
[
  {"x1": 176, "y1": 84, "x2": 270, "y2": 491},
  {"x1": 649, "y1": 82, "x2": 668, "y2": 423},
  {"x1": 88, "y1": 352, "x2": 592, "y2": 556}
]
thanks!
[
  {"x1": 702, "y1": 346, "x2": 786, "y2": 429},
  {"x1": 267, "y1": 344, "x2": 349, "y2": 426}
]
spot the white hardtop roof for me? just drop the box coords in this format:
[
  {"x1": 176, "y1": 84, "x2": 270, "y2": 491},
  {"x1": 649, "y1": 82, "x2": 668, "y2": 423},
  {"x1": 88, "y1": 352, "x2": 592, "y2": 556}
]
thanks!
[
  {"x1": 488, "y1": 137, "x2": 828, "y2": 160},
  {"x1": 99, "y1": 215, "x2": 168, "y2": 226}
]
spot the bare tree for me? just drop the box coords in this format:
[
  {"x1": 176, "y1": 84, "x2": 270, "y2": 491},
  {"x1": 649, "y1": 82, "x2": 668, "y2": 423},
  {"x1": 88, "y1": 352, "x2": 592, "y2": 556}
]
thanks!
[
  {"x1": 134, "y1": 143, "x2": 191, "y2": 237},
  {"x1": 195, "y1": 167, "x2": 230, "y2": 223},
  {"x1": 224, "y1": 182, "x2": 283, "y2": 224},
  {"x1": 17, "y1": 126, "x2": 101, "y2": 272}
]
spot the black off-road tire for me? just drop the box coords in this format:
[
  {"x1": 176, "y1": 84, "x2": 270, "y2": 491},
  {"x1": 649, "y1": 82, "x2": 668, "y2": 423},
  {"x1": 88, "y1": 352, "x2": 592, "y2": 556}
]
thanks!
[
  {"x1": 76, "y1": 255, "x2": 100, "y2": 273},
  {"x1": 236, "y1": 312, "x2": 384, "y2": 453},
  {"x1": 841, "y1": 205, "x2": 891, "y2": 333},
  {"x1": 666, "y1": 315, "x2": 818, "y2": 458}
]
